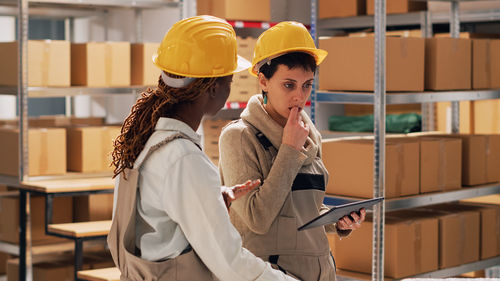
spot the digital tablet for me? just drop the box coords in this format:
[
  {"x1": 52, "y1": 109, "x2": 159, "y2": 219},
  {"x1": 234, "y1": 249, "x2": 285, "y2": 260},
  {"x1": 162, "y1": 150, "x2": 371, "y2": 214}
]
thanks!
[{"x1": 298, "y1": 197, "x2": 384, "y2": 231}]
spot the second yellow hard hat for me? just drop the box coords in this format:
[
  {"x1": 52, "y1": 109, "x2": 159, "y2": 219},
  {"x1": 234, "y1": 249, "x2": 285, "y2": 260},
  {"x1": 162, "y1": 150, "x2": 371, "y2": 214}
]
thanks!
[
  {"x1": 153, "y1": 15, "x2": 251, "y2": 78},
  {"x1": 250, "y1": 21, "x2": 328, "y2": 76}
]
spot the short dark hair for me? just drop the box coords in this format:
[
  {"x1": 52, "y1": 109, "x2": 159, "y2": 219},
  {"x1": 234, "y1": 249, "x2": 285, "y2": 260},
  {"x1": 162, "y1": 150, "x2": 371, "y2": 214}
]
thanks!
[{"x1": 258, "y1": 52, "x2": 316, "y2": 79}]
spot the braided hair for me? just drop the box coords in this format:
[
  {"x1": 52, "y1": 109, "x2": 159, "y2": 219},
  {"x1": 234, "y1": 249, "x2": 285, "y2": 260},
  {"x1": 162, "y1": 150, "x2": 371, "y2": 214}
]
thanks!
[{"x1": 111, "y1": 73, "x2": 219, "y2": 178}]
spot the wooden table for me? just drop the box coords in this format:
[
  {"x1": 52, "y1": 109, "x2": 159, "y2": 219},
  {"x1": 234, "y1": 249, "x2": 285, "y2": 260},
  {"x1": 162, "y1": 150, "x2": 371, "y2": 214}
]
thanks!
[{"x1": 14, "y1": 176, "x2": 114, "y2": 281}]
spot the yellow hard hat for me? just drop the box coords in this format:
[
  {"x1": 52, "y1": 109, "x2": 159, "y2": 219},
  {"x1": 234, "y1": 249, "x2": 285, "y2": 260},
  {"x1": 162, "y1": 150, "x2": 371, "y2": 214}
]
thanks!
[
  {"x1": 153, "y1": 15, "x2": 251, "y2": 78},
  {"x1": 250, "y1": 21, "x2": 328, "y2": 76}
]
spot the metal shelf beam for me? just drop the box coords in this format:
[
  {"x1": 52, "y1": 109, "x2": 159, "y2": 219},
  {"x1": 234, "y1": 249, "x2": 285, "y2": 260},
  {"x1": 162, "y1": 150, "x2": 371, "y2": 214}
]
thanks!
[
  {"x1": 0, "y1": 86, "x2": 148, "y2": 97},
  {"x1": 407, "y1": 256, "x2": 500, "y2": 279},
  {"x1": 318, "y1": 9, "x2": 500, "y2": 30},
  {"x1": 0, "y1": 0, "x2": 180, "y2": 9},
  {"x1": 317, "y1": 89, "x2": 500, "y2": 105},
  {"x1": 324, "y1": 183, "x2": 500, "y2": 211}
]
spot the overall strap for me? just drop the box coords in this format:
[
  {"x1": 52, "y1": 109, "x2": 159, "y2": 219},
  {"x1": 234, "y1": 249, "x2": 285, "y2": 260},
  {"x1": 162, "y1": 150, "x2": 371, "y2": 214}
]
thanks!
[{"x1": 134, "y1": 132, "x2": 199, "y2": 169}]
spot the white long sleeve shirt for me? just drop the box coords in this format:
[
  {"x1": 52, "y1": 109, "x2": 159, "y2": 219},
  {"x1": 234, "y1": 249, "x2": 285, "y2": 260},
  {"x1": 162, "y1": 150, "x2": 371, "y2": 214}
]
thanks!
[{"x1": 112, "y1": 117, "x2": 295, "y2": 281}]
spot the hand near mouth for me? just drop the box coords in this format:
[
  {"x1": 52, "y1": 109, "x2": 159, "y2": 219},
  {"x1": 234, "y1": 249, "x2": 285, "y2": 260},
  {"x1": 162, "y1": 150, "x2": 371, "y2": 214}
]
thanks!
[{"x1": 282, "y1": 106, "x2": 309, "y2": 151}]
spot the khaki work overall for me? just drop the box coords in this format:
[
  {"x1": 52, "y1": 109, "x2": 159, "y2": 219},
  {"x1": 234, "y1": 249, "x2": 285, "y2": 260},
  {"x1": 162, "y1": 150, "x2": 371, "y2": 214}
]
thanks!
[{"x1": 107, "y1": 133, "x2": 217, "y2": 281}]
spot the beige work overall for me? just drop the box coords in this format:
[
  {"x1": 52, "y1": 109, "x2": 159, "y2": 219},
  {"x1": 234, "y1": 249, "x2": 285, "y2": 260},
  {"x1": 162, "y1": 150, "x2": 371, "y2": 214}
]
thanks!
[{"x1": 107, "y1": 133, "x2": 217, "y2": 281}]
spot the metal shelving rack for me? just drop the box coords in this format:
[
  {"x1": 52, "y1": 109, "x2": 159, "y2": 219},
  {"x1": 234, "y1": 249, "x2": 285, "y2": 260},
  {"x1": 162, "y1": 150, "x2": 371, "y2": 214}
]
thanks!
[
  {"x1": 0, "y1": 1, "x2": 183, "y2": 281},
  {"x1": 310, "y1": 0, "x2": 500, "y2": 280}
]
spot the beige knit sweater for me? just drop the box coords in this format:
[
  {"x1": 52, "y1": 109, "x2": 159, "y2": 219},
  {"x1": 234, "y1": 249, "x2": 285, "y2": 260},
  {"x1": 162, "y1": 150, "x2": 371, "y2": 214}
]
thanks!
[{"x1": 219, "y1": 95, "x2": 349, "y2": 258}]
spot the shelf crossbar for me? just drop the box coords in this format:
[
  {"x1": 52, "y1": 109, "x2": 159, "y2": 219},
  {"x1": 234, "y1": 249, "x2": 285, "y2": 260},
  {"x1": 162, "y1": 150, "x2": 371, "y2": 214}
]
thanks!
[{"x1": 316, "y1": 89, "x2": 500, "y2": 105}]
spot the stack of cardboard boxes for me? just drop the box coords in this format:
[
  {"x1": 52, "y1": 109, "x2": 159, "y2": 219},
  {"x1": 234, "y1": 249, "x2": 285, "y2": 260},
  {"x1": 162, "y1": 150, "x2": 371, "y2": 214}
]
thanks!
[
  {"x1": 322, "y1": 133, "x2": 500, "y2": 199},
  {"x1": 202, "y1": 119, "x2": 233, "y2": 166},
  {"x1": 329, "y1": 202, "x2": 500, "y2": 279},
  {"x1": 229, "y1": 36, "x2": 259, "y2": 103},
  {"x1": 0, "y1": 40, "x2": 160, "y2": 88},
  {"x1": 318, "y1": 0, "x2": 427, "y2": 19}
]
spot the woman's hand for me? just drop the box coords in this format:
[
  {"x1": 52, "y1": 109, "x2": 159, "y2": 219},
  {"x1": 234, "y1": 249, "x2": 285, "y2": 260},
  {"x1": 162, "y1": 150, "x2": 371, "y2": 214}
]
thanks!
[
  {"x1": 282, "y1": 106, "x2": 309, "y2": 151},
  {"x1": 336, "y1": 208, "x2": 366, "y2": 231},
  {"x1": 222, "y1": 179, "x2": 261, "y2": 212}
]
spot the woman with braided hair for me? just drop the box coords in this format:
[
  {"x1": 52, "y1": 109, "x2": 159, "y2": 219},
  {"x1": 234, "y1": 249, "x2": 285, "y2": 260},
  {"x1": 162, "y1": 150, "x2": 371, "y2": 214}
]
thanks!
[{"x1": 107, "y1": 16, "x2": 297, "y2": 281}]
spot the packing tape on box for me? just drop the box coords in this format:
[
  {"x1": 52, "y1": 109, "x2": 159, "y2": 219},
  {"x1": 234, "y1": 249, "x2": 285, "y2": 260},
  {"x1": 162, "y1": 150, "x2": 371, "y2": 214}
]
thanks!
[
  {"x1": 39, "y1": 129, "x2": 49, "y2": 175},
  {"x1": 395, "y1": 143, "x2": 404, "y2": 197},
  {"x1": 414, "y1": 223, "x2": 422, "y2": 273},
  {"x1": 452, "y1": 39, "x2": 459, "y2": 53},
  {"x1": 401, "y1": 38, "x2": 408, "y2": 58},
  {"x1": 485, "y1": 136, "x2": 490, "y2": 182},
  {"x1": 438, "y1": 140, "x2": 445, "y2": 191}
]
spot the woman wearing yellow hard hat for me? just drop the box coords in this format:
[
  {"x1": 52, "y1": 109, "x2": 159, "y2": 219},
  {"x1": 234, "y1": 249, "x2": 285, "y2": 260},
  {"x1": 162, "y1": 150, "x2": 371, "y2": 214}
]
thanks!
[
  {"x1": 219, "y1": 21, "x2": 366, "y2": 280},
  {"x1": 108, "y1": 16, "x2": 297, "y2": 281}
]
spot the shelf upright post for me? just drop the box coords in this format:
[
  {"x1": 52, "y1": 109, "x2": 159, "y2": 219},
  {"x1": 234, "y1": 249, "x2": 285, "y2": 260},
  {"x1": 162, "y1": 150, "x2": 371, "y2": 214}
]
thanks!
[
  {"x1": 134, "y1": 8, "x2": 143, "y2": 43},
  {"x1": 17, "y1": 0, "x2": 33, "y2": 280},
  {"x1": 450, "y1": 0, "x2": 460, "y2": 133},
  {"x1": 64, "y1": 17, "x2": 73, "y2": 117},
  {"x1": 310, "y1": 0, "x2": 318, "y2": 124},
  {"x1": 372, "y1": 0, "x2": 386, "y2": 280},
  {"x1": 420, "y1": 10, "x2": 434, "y2": 131}
]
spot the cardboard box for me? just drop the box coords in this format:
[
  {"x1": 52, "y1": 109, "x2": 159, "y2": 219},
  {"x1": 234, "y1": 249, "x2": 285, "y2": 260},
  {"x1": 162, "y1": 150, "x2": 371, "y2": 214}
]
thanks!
[
  {"x1": 367, "y1": 0, "x2": 426, "y2": 15},
  {"x1": 418, "y1": 137, "x2": 462, "y2": 193},
  {"x1": 329, "y1": 211, "x2": 438, "y2": 278},
  {"x1": 319, "y1": 0, "x2": 365, "y2": 19},
  {"x1": 473, "y1": 39, "x2": 500, "y2": 89},
  {"x1": 67, "y1": 126, "x2": 121, "y2": 173},
  {"x1": 349, "y1": 29, "x2": 423, "y2": 38},
  {"x1": 203, "y1": 119, "x2": 232, "y2": 165},
  {"x1": 474, "y1": 100, "x2": 500, "y2": 134},
  {"x1": 0, "y1": 127, "x2": 66, "y2": 177},
  {"x1": 0, "y1": 40, "x2": 70, "y2": 87},
  {"x1": 322, "y1": 137, "x2": 419, "y2": 198},
  {"x1": 344, "y1": 104, "x2": 421, "y2": 116},
  {"x1": 426, "y1": 134, "x2": 500, "y2": 186},
  {"x1": 429, "y1": 1, "x2": 500, "y2": 13},
  {"x1": 457, "y1": 202, "x2": 500, "y2": 259},
  {"x1": 197, "y1": 0, "x2": 270, "y2": 22},
  {"x1": 74, "y1": 193, "x2": 114, "y2": 222},
  {"x1": 0, "y1": 193, "x2": 72, "y2": 244},
  {"x1": 417, "y1": 204, "x2": 480, "y2": 268},
  {"x1": 0, "y1": 252, "x2": 8, "y2": 275},
  {"x1": 319, "y1": 37, "x2": 425, "y2": 91},
  {"x1": 229, "y1": 73, "x2": 259, "y2": 102},
  {"x1": 425, "y1": 38, "x2": 471, "y2": 90},
  {"x1": 1, "y1": 116, "x2": 105, "y2": 128},
  {"x1": 237, "y1": 36, "x2": 257, "y2": 61},
  {"x1": 131, "y1": 43, "x2": 161, "y2": 86},
  {"x1": 72, "y1": 42, "x2": 131, "y2": 87}
]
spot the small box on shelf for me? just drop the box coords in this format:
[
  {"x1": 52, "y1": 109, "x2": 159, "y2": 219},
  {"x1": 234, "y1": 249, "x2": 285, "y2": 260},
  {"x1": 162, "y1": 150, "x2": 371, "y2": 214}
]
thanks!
[
  {"x1": 197, "y1": 0, "x2": 270, "y2": 22},
  {"x1": 66, "y1": 126, "x2": 121, "y2": 173},
  {"x1": 0, "y1": 40, "x2": 70, "y2": 87},
  {"x1": 367, "y1": 0, "x2": 426, "y2": 15},
  {"x1": 71, "y1": 42, "x2": 131, "y2": 87},
  {"x1": 425, "y1": 38, "x2": 471, "y2": 90},
  {"x1": 73, "y1": 194, "x2": 114, "y2": 222},
  {"x1": 319, "y1": 0, "x2": 365, "y2": 19},
  {"x1": 417, "y1": 136, "x2": 462, "y2": 193},
  {"x1": 0, "y1": 127, "x2": 66, "y2": 177},
  {"x1": 472, "y1": 39, "x2": 500, "y2": 89},
  {"x1": 131, "y1": 43, "x2": 161, "y2": 86},
  {"x1": 319, "y1": 36, "x2": 425, "y2": 92},
  {"x1": 329, "y1": 210, "x2": 439, "y2": 278},
  {"x1": 415, "y1": 204, "x2": 480, "y2": 269},
  {"x1": 322, "y1": 137, "x2": 419, "y2": 198}
]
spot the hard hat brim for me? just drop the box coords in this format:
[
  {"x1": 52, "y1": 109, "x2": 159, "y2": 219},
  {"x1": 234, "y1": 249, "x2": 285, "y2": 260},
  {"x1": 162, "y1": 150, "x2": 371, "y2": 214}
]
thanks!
[
  {"x1": 250, "y1": 47, "x2": 328, "y2": 77},
  {"x1": 152, "y1": 53, "x2": 252, "y2": 78}
]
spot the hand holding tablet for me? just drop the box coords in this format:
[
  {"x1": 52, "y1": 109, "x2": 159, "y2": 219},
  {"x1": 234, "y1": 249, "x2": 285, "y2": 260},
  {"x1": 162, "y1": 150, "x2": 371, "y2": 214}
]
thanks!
[{"x1": 298, "y1": 197, "x2": 384, "y2": 231}]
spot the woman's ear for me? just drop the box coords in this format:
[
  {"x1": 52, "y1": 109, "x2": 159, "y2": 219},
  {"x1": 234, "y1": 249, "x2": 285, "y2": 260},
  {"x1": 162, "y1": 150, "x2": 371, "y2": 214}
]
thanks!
[
  {"x1": 258, "y1": 73, "x2": 269, "y2": 92},
  {"x1": 208, "y1": 82, "x2": 217, "y2": 98}
]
